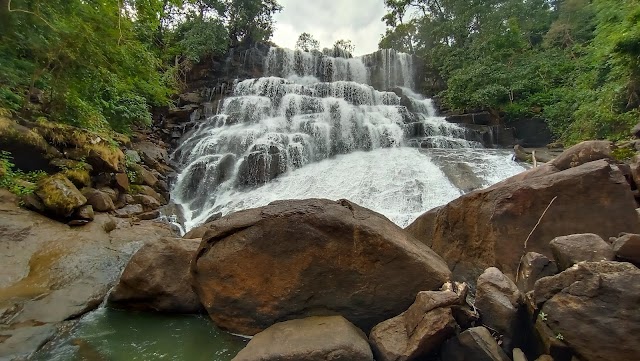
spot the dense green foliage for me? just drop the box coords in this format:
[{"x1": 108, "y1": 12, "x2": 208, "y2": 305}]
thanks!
[
  {"x1": 0, "y1": 0, "x2": 281, "y2": 133},
  {"x1": 381, "y1": 0, "x2": 640, "y2": 143}
]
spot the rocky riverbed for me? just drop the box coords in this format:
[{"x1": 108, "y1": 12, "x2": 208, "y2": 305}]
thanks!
[{"x1": 36, "y1": 141, "x2": 638, "y2": 361}]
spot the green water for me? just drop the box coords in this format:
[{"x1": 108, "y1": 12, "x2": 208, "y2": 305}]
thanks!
[{"x1": 32, "y1": 308, "x2": 248, "y2": 361}]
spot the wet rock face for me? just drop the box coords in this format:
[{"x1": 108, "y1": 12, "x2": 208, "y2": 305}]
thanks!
[
  {"x1": 534, "y1": 262, "x2": 640, "y2": 361},
  {"x1": 406, "y1": 159, "x2": 640, "y2": 282},
  {"x1": 232, "y1": 316, "x2": 373, "y2": 361},
  {"x1": 108, "y1": 238, "x2": 204, "y2": 313},
  {"x1": 191, "y1": 198, "x2": 451, "y2": 335}
]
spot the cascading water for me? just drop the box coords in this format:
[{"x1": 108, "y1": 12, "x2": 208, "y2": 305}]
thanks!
[{"x1": 172, "y1": 48, "x2": 524, "y2": 230}]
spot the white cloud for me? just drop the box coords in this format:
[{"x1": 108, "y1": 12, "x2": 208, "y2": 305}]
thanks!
[{"x1": 271, "y1": 0, "x2": 388, "y2": 56}]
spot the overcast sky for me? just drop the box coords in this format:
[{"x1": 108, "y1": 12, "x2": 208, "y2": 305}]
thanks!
[{"x1": 271, "y1": 0, "x2": 388, "y2": 56}]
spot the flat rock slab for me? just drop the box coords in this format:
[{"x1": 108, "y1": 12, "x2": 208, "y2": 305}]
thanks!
[
  {"x1": 191, "y1": 198, "x2": 451, "y2": 335},
  {"x1": 232, "y1": 316, "x2": 373, "y2": 361},
  {"x1": 0, "y1": 190, "x2": 174, "y2": 359},
  {"x1": 0, "y1": 324, "x2": 56, "y2": 360}
]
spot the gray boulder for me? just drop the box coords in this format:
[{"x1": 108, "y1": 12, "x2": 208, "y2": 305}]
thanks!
[
  {"x1": 232, "y1": 316, "x2": 373, "y2": 361},
  {"x1": 549, "y1": 234, "x2": 614, "y2": 271}
]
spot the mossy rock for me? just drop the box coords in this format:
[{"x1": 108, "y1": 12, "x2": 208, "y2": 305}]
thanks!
[
  {"x1": 62, "y1": 168, "x2": 92, "y2": 188},
  {"x1": 36, "y1": 173, "x2": 87, "y2": 217},
  {"x1": 32, "y1": 121, "x2": 91, "y2": 148},
  {"x1": 0, "y1": 116, "x2": 62, "y2": 172},
  {"x1": 66, "y1": 144, "x2": 125, "y2": 173},
  {"x1": 49, "y1": 158, "x2": 93, "y2": 172}
]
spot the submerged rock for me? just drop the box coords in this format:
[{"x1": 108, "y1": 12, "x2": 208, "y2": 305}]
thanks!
[
  {"x1": 406, "y1": 159, "x2": 640, "y2": 282},
  {"x1": 232, "y1": 316, "x2": 373, "y2": 361},
  {"x1": 108, "y1": 238, "x2": 203, "y2": 313},
  {"x1": 191, "y1": 199, "x2": 451, "y2": 335}
]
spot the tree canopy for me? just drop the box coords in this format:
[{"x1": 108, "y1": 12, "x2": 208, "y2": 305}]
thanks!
[
  {"x1": 380, "y1": 0, "x2": 640, "y2": 143},
  {"x1": 296, "y1": 32, "x2": 320, "y2": 52},
  {"x1": 0, "y1": 0, "x2": 281, "y2": 133}
]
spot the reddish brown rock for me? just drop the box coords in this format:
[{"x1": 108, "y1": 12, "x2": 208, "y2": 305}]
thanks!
[
  {"x1": 535, "y1": 262, "x2": 640, "y2": 361},
  {"x1": 108, "y1": 238, "x2": 203, "y2": 313},
  {"x1": 81, "y1": 187, "x2": 115, "y2": 212},
  {"x1": 550, "y1": 140, "x2": 613, "y2": 171},
  {"x1": 113, "y1": 173, "x2": 129, "y2": 192},
  {"x1": 516, "y1": 252, "x2": 558, "y2": 293},
  {"x1": 191, "y1": 199, "x2": 451, "y2": 335},
  {"x1": 612, "y1": 233, "x2": 640, "y2": 264},
  {"x1": 133, "y1": 194, "x2": 161, "y2": 211},
  {"x1": 475, "y1": 268, "x2": 523, "y2": 352},
  {"x1": 369, "y1": 291, "x2": 460, "y2": 361},
  {"x1": 406, "y1": 160, "x2": 640, "y2": 282}
]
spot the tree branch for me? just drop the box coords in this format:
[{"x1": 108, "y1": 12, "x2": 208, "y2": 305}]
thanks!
[{"x1": 7, "y1": 0, "x2": 55, "y2": 29}]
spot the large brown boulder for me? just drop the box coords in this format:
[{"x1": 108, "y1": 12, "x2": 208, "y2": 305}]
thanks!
[
  {"x1": 108, "y1": 238, "x2": 203, "y2": 313},
  {"x1": 533, "y1": 262, "x2": 640, "y2": 361},
  {"x1": 406, "y1": 160, "x2": 640, "y2": 282},
  {"x1": 191, "y1": 199, "x2": 451, "y2": 335},
  {"x1": 232, "y1": 316, "x2": 373, "y2": 361}
]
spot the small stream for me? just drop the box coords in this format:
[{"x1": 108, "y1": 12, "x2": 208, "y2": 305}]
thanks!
[{"x1": 31, "y1": 308, "x2": 247, "y2": 361}]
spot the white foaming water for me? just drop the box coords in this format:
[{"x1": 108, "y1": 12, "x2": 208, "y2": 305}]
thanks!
[
  {"x1": 171, "y1": 47, "x2": 525, "y2": 231},
  {"x1": 180, "y1": 148, "x2": 524, "y2": 230}
]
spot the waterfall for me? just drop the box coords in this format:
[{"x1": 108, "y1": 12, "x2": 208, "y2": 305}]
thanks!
[{"x1": 171, "y1": 48, "x2": 524, "y2": 230}]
